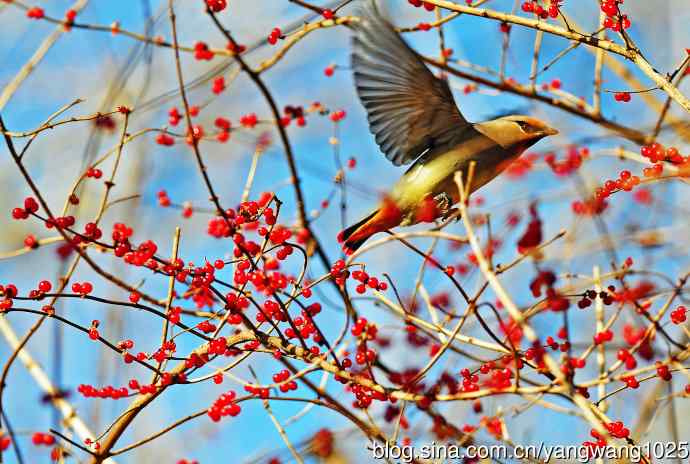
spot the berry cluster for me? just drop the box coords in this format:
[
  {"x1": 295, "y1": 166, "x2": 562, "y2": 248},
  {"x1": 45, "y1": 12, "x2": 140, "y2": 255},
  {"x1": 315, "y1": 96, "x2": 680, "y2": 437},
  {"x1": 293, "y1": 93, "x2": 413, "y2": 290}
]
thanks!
[
  {"x1": 329, "y1": 259, "x2": 348, "y2": 285},
  {"x1": 594, "y1": 170, "x2": 642, "y2": 205},
  {"x1": 71, "y1": 281, "x2": 94, "y2": 296},
  {"x1": 351, "y1": 317, "x2": 378, "y2": 340},
  {"x1": 25, "y1": 280, "x2": 53, "y2": 301},
  {"x1": 329, "y1": 109, "x2": 346, "y2": 123},
  {"x1": 600, "y1": 0, "x2": 631, "y2": 31},
  {"x1": 593, "y1": 329, "x2": 613, "y2": 345},
  {"x1": 671, "y1": 305, "x2": 687, "y2": 324},
  {"x1": 282, "y1": 105, "x2": 306, "y2": 127},
  {"x1": 520, "y1": 1, "x2": 560, "y2": 19},
  {"x1": 31, "y1": 432, "x2": 55, "y2": 446},
  {"x1": 506, "y1": 152, "x2": 539, "y2": 178},
  {"x1": 572, "y1": 194, "x2": 608, "y2": 216},
  {"x1": 207, "y1": 390, "x2": 241, "y2": 422},
  {"x1": 284, "y1": 309, "x2": 322, "y2": 342},
  {"x1": 212, "y1": 76, "x2": 226, "y2": 95},
  {"x1": 620, "y1": 375, "x2": 639, "y2": 389},
  {"x1": 459, "y1": 368, "x2": 480, "y2": 392},
  {"x1": 348, "y1": 378, "x2": 387, "y2": 409},
  {"x1": 213, "y1": 116, "x2": 232, "y2": 142},
  {"x1": 11, "y1": 196, "x2": 39, "y2": 220},
  {"x1": 540, "y1": 78, "x2": 562, "y2": 91},
  {"x1": 482, "y1": 363, "x2": 515, "y2": 390},
  {"x1": 613, "y1": 281, "x2": 654, "y2": 306},
  {"x1": 77, "y1": 384, "x2": 130, "y2": 399},
  {"x1": 26, "y1": 6, "x2": 45, "y2": 19},
  {"x1": 577, "y1": 287, "x2": 614, "y2": 309},
  {"x1": 616, "y1": 348, "x2": 638, "y2": 370},
  {"x1": 351, "y1": 269, "x2": 388, "y2": 294},
  {"x1": 604, "y1": 421, "x2": 630, "y2": 439},
  {"x1": 272, "y1": 370, "x2": 298, "y2": 393},
  {"x1": 408, "y1": 0, "x2": 437, "y2": 11},
  {"x1": 156, "y1": 132, "x2": 175, "y2": 146},
  {"x1": 225, "y1": 41, "x2": 246, "y2": 55},
  {"x1": 544, "y1": 146, "x2": 587, "y2": 176},
  {"x1": 614, "y1": 91, "x2": 631, "y2": 102},
  {"x1": 168, "y1": 107, "x2": 182, "y2": 126},
  {"x1": 239, "y1": 112, "x2": 258, "y2": 128},
  {"x1": 193, "y1": 41, "x2": 214, "y2": 61},
  {"x1": 641, "y1": 143, "x2": 688, "y2": 167},
  {"x1": 267, "y1": 27, "x2": 282, "y2": 45}
]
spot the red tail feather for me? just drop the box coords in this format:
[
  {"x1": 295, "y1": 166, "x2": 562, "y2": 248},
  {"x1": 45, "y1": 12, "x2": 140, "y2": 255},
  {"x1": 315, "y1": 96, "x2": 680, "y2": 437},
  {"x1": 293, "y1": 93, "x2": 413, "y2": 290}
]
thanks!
[{"x1": 338, "y1": 199, "x2": 403, "y2": 254}]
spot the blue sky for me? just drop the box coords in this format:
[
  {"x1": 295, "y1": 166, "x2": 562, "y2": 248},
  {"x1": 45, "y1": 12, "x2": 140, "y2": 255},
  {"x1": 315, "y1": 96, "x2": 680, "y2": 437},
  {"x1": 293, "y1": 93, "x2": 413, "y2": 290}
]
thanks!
[{"x1": 1, "y1": 0, "x2": 689, "y2": 462}]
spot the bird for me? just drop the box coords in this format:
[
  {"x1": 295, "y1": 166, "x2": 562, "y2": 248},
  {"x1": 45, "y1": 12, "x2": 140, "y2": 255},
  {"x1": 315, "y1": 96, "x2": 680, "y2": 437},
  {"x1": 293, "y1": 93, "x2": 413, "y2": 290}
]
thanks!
[{"x1": 337, "y1": 1, "x2": 558, "y2": 254}]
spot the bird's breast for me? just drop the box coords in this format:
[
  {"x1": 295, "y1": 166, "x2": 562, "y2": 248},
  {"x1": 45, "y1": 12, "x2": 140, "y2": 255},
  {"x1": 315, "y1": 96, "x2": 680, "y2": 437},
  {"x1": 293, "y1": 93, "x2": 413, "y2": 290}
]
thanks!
[{"x1": 391, "y1": 136, "x2": 518, "y2": 212}]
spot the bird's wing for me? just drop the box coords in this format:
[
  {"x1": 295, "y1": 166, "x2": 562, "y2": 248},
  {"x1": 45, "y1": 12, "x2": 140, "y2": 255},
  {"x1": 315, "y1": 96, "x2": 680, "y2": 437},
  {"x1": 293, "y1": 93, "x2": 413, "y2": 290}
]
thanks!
[{"x1": 352, "y1": 1, "x2": 472, "y2": 166}]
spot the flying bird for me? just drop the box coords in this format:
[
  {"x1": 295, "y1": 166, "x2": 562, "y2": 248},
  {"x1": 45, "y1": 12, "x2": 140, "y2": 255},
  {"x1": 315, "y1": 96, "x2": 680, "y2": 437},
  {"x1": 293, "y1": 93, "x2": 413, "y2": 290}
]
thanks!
[{"x1": 338, "y1": 1, "x2": 558, "y2": 254}]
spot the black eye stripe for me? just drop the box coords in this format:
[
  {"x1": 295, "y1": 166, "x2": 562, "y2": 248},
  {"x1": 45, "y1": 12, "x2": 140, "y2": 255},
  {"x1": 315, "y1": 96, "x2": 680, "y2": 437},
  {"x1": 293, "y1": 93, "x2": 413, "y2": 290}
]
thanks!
[{"x1": 517, "y1": 121, "x2": 530, "y2": 131}]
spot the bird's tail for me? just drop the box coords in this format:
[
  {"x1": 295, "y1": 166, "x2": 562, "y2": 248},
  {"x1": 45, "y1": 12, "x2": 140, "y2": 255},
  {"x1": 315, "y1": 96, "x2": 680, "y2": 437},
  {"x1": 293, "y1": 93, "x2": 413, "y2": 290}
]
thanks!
[
  {"x1": 338, "y1": 201, "x2": 402, "y2": 255},
  {"x1": 338, "y1": 210, "x2": 378, "y2": 255}
]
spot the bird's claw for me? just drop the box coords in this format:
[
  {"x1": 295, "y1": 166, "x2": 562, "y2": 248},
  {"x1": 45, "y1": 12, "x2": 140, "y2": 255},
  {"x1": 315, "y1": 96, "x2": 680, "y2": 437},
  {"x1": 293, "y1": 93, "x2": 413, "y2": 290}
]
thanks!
[
  {"x1": 433, "y1": 192, "x2": 452, "y2": 213},
  {"x1": 433, "y1": 193, "x2": 456, "y2": 218},
  {"x1": 432, "y1": 193, "x2": 461, "y2": 224}
]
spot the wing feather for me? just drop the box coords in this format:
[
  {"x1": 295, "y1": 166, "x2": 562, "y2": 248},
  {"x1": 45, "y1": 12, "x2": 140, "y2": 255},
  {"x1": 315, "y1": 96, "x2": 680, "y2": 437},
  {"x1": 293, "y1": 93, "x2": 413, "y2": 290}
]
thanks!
[{"x1": 352, "y1": 1, "x2": 471, "y2": 166}]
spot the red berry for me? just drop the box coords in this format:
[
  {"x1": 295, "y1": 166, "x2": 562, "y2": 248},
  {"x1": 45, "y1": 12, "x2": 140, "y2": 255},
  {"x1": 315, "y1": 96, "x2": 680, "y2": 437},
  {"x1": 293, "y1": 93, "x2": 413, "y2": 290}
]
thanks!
[
  {"x1": 615, "y1": 92, "x2": 631, "y2": 102},
  {"x1": 656, "y1": 363, "x2": 672, "y2": 381},
  {"x1": 156, "y1": 133, "x2": 175, "y2": 146},
  {"x1": 206, "y1": 0, "x2": 227, "y2": 13},
  {"x1": 27, "y1": 7, "x2": 45, "y2": 19},
  {"x1": 38, "y1": 280, "x2": 51, "y2": 293},
  {"x1": 24, "y1": 197, "x2": 39, "y2": 213},
  {"x1": 601, "y1": 1, "x2": 617, "y2": 16},
  {"x1": 24, "y1": 234, "x2": 38, "y2": 248},
  {"x1": 12, "y1": 208, "x2": 26, "y2": 220}
]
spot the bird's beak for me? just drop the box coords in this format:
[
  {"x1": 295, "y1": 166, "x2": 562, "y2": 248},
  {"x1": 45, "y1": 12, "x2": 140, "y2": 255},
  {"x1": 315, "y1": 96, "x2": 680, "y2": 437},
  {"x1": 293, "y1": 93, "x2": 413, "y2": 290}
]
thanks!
[{"x1": 541, "y1": 126, "x2": 559, "y2": 136}]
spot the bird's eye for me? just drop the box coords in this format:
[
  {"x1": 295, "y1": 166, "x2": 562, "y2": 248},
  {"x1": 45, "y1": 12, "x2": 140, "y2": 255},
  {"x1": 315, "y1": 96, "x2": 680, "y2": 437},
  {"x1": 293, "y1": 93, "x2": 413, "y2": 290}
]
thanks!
[{"x1": 517, "y1": 121, "x2": 531, "y2": 132}]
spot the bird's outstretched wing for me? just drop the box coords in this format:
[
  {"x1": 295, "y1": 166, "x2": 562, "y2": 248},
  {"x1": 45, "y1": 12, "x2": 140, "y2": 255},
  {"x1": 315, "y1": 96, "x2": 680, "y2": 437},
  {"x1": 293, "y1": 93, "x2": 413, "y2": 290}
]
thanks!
[{"x1": 352, "y1": 1, "x2": 472, "y2": 166}]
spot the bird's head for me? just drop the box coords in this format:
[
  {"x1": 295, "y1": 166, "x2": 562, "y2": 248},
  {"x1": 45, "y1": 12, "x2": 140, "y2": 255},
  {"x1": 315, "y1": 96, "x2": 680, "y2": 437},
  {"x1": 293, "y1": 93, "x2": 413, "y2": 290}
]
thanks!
[{"x1": 476, "y1": 115, "x2": 558, "y2": 151}]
